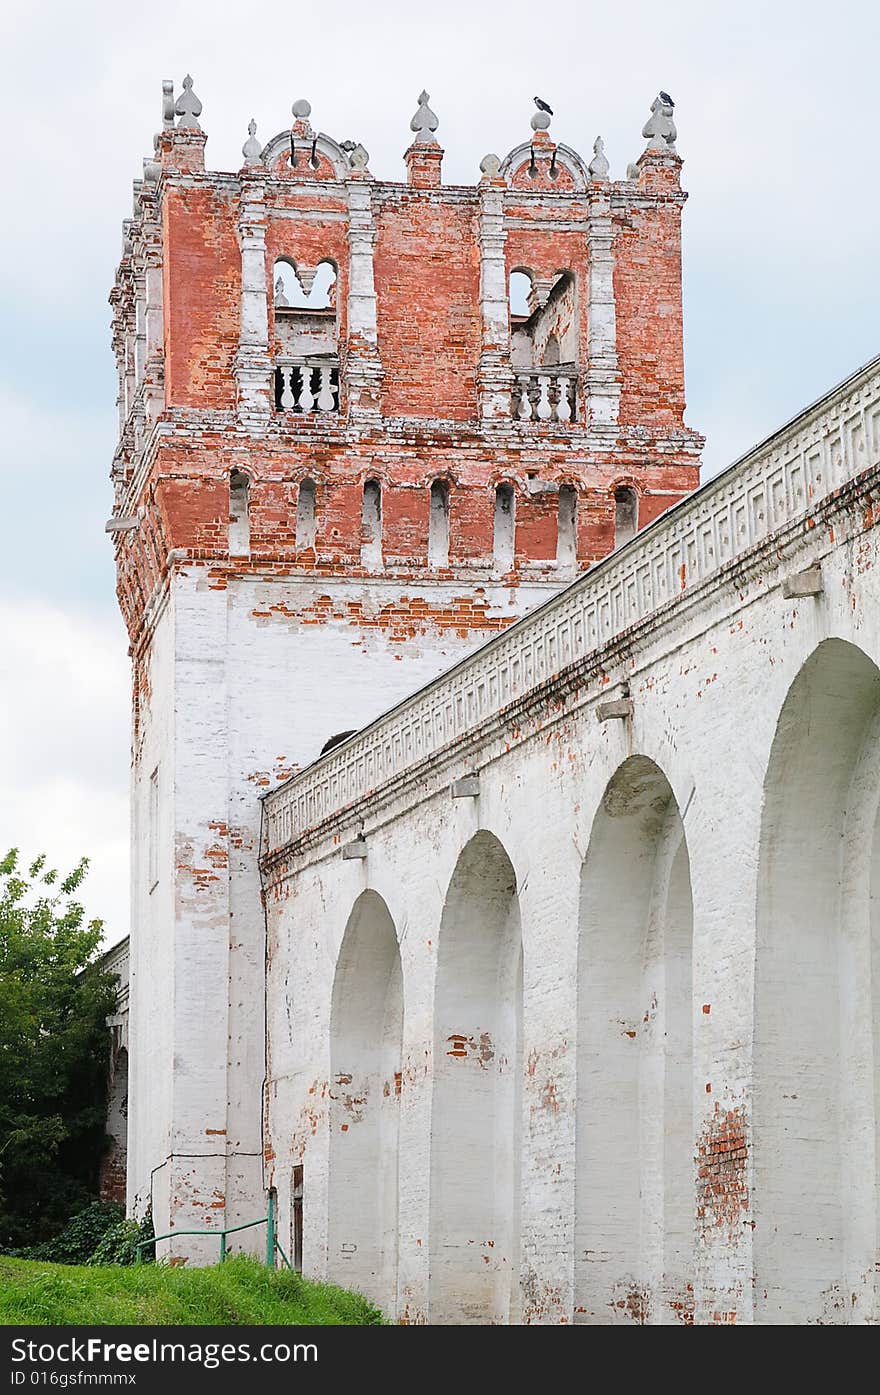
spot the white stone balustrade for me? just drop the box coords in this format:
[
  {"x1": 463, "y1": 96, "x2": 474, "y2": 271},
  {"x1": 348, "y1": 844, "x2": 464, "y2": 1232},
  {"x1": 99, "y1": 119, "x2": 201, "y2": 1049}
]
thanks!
[
  {"x1": 264, "y1": 354, "x2": 880, "y2": 855},
  {"x1": 513, "y1": 366, "x2": 576, "y2": 423},
  {"x1": 275, "y1": 357, "x2": 340, "y2": 414}
]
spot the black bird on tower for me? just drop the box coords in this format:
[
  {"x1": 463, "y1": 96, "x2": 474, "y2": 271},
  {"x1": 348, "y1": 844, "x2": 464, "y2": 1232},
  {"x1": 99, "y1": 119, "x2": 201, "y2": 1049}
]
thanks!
[
  {"x1": 533, "y1": 97, "x2": 553, "y2": 115},
  {"x1": 659, "y1": 90, "x2": 675, "y2": 106}
]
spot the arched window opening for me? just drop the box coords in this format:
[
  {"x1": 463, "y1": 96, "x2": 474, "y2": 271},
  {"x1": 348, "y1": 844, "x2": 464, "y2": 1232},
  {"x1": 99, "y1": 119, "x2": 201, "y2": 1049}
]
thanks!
[
  {"x1": 273, "y1": 259, "x2": 339, "y2": 416},
  {"x1": 508, "y1": 270, "x2": 533, "y2": 320},
  {"x1": 576, "y1": 756, "x2": 694, "y2": 1324},
  {"x1": 296, "y1": 478, "x2": 316, "y2": 552},
  {"x1": 510, "y1": 271, "x2": 578, "y2": 422},
  {"x1": 229, "y1": 469, "x2": 250, "y2": 557},
  {"x1": 493, "y1": 483, "x2": 515, "y2": 572},
  {"x1": 329, "y1": 892, "x2": 403, "y2": 1315},
  {"x1": 428, "y1": 479, "x2": 450, "y2": 569},
  {"x1": 430, "y1": 833, "x2": 523, "y2": 1324},
  {"x1": 614, "y1": 485, "x2": 638, "y2": 548},
  {"x1": 362, "y1": 479, "x2": 382, "y2": 570},
  {"x1": 274, "y1": 259, "x2": 337, "y2": 311},
  {"x1": 557, "y1": 484, "x2": 577, "y2": 569}
]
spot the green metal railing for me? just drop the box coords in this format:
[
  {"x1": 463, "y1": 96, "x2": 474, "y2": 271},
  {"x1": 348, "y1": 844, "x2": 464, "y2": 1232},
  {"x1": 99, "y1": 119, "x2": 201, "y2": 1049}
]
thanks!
[{"x1": 135, "y1": 1191, "x2": 292, "y2": 1269}]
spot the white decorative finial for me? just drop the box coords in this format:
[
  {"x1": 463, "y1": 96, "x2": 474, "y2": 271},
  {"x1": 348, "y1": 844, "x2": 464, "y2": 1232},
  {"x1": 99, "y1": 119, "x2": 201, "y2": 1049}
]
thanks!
[
  {"x1": 175, "y1": 75, "x2": 202, "y2": 130},
  {"x1": 479, "y1": 152, "x2": 502, "y2": 177},
  {"x1": 641, "y1": 91, "x2": 677, "y2": 154},
  {"x1": 242, "y1": 119, "x2": 262, "y2": 167},
  {"x1": 588, "y1": 136, "x2": 610, "y2": 181},
  {"x1": 161, "y1": 80, "x2": 175, "y2": 129},
  {"x1": 410, "y1": 90, "x2": 439, "y2": 144},
  {"x1": 275, "y1": 276, "x2": 289, "y2": 308},
  {"x1": 292, "y1": 98, "x2": 312, "y2": 120}
]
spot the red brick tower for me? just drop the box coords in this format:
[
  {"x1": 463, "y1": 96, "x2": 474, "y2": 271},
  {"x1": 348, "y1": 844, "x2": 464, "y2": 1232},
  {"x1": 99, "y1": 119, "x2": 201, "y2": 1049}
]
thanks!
[{"x1": 109, "y1": 80, "x2": 701, "y2": 1251}]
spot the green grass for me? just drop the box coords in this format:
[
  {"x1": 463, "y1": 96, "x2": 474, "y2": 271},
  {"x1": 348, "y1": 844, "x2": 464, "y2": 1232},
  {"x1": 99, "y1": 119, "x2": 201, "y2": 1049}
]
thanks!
[{"x1": 0, "y1": 1255, "x2": 384, "y2": 1326}]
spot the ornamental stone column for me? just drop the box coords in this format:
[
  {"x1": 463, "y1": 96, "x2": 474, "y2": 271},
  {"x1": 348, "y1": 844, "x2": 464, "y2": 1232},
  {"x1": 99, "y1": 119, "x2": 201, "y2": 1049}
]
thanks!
[
  {"x1": 234, "y1": 153, "x2": 273, "y2": 429},
  {"x1": 477, "y1": 154, "x2": 513, "y2": 422},
  {"x1": 585, "y1": 138, "x2": 620, "y2": 429},
  {"x1": 344, "y1": 163, "x2": 382, "y2": 423}
]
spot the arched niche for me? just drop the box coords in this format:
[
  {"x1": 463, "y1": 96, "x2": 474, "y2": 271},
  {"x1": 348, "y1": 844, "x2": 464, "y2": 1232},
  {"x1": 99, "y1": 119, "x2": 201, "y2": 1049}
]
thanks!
[
  {"x1": 754, "y1": 638, "x2": 880, "y2": 1324},
  {"x1": 429, "y1": 831, "x2": 523, "y2": 1324},
  {"x1": 328, "y1": 890, "x2": 403, "y2": 1315},
  {"x1": 576, "y1": 755, "x2": 694, "y2": 1323}
]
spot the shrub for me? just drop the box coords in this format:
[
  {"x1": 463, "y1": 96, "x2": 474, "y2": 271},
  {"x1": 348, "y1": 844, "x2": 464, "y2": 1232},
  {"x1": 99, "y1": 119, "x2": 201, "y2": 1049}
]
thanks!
[
  {"x1": 89, "y1": 1210, "x2": 154, "y2": 1266},
  {"x1": 21, "y1": 1201, "x2": 123, "y2": 1265}
]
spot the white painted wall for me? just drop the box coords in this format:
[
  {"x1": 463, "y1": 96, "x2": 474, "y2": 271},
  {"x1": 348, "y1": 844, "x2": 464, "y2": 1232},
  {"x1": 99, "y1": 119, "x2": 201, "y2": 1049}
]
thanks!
[
  {"x1": 264, "y1": 494, "x2": 880, "y2": 1325},
  {"x1": 127, "y1": 593, "x2": 175, "y2": 1226},
  {"x1": 127, "y1": 566, "x2": 554, "y2": 1255}
]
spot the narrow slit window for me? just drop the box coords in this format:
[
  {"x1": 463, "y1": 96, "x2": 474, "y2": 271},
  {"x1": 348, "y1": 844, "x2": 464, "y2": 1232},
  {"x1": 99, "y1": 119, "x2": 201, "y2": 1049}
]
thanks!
[
  {"x1": 361, "y1": 479, "x2": 382, "y2": 570},
  {"x1": 296, "y1": 478, "x2": 316, "y2": 551},
  {"x1": 557, "y1": 484, "x2": 578, "y2": 568},
  {"x1": 493, "y1": 483, "x2": 515, "y2": 571},
  {"x1": 148, "y1": 765, "x2": 159, "y2": 893},
  {"x1": 614, "y1": 486, "x2": 638, "y2": 548},
  {"x1": 229, "y1": 470, "x2": 250, "y2": 557},
  {"x1": 428, "y1": 479, "x2": 450, "y2": 569}
]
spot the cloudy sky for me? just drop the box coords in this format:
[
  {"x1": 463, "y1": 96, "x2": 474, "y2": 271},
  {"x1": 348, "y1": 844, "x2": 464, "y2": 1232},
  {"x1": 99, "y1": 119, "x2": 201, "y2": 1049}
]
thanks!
[{"x1": 1, "y1": 0, "x2": 877, "y2": 939}]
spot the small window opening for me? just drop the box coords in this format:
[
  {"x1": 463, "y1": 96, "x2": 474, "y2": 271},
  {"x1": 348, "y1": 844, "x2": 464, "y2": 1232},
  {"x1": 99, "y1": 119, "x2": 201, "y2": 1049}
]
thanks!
[
  {"x1": 428, "y1": 479, "x2": 450, "y2": 569},
  {"x1": 273, "y1": 260, "x2": 339, "y2": 414},
  {"x1": 557, "y1": 484, "x2": 578, "y2": 569},
  {"x1": 229, "y1": 470, "x2": 250, "y2": 557},
  {"x1": 148, "y1": 765, "x2": 159, "y2": 893},
  {"x1": 296, "y1": 478, "x2": 316, "y2": 552},
  {"x1": 614, "y1": 486, "x2": 638, "y2": 548},
  {"x1": 493, "y1": 483, "x2": 515, "y2": 571},
  {"x1": 361, "y1": 479, "x2": 382, "y2": 570},
  {"x1": 292, "y1": 1165, "x2": 304, "y2": 1274}
]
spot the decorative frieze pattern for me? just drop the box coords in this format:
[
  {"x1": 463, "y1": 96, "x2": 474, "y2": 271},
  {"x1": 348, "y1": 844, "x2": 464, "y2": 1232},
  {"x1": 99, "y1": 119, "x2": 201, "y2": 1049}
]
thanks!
[{"x1": 264, "y1": 358, "x2": 880, "y2": 854}]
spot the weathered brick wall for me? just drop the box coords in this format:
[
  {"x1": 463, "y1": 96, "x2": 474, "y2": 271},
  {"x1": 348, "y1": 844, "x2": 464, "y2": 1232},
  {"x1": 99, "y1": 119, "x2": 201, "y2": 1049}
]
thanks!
[
  {"x1": 162, "y1": 184, "x2": 239, "y2": 410},
  {"x1": 374, "y1": 194, "x2": 483, "y2": 420},
  {"x1": 613, "y1": 167, "x2": 688, "y2": 428}
]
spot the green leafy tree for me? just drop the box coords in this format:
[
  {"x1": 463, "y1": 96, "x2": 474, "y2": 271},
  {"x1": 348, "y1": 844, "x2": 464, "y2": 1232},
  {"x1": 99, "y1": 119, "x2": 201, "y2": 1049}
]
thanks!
[{"x1": 0, "y1": 850, "x2": 116, "y2": 1250}]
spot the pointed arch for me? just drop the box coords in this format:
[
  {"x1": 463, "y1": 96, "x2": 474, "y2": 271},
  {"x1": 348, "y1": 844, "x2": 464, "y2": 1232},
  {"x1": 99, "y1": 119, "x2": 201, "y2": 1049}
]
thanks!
[
  {"x1": 328, "y1": 890, "x2": 403, "y2": 1315},
  {"x1": 576, "y1": 756, "x2": 694, "y2": 1323},
  {"x1": 754, "y1": 638, "x2": 880, "y2": 1323},
  {"x1": 429, "y1": 831, "x2": 523, "y2": 1323}
]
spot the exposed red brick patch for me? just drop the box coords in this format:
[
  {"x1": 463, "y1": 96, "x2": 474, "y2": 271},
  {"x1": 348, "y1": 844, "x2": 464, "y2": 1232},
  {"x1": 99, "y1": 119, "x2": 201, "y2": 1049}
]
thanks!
[{"x1": 697, "y1": 1103, "x2": 749, "y2": 1243}]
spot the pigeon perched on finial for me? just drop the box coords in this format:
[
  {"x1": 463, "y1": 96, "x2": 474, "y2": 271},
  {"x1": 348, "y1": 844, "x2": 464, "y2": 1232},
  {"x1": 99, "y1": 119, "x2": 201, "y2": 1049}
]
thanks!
[
  {"x1": 642, "y1": 92, "x2": 678, "y2": 153},
  {"x1": 533, "y1": 96, "x2": 553, "y2": 115}
]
